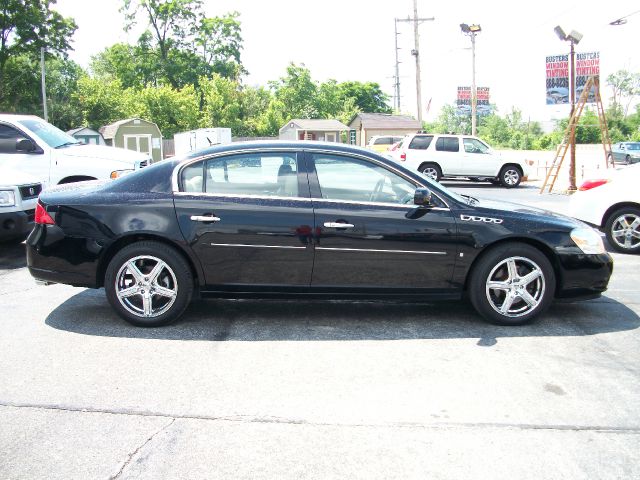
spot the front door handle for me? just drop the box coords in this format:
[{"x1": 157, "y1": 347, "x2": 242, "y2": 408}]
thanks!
[
  {"x1": 323, "y1": 222, "x2": 355, "y2": 228},
  {"x1": 190, "y1": 215, "x2": 221, "y2": 222}
]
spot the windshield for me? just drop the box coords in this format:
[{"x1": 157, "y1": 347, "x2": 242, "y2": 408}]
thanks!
[{"x1": 17, "y1": 119, "x2": 80, "y2": 148}]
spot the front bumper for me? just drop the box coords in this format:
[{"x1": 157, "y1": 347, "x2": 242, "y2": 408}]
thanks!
[
  {"x1": 0, "y1": 209, "x2": 35, "y2": 241},
  {"x1": 556, "y1": 252, "x2": 613, "y2": 299}
]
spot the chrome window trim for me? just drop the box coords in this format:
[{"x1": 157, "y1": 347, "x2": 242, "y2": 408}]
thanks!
[
  {"x1": 210, "y1": 243, "x2": 307, "y2": 250},
  {"x1": 171, "y1": 145, "x2": 450, "y2": 210},
  {"x1": 316, "y1": 247, "x2": 447, "y2": 255}
]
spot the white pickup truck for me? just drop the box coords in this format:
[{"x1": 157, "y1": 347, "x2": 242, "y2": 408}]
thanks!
[
  {"x1": 0, "y1": 169, "x2": 42, "y2": 242},
  {"x1": 0, "y1": 114, "x2": 151, "y2": 187}
]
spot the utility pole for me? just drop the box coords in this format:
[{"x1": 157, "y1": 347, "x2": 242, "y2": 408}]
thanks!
[
  {"x1": 40, "y1": 47, "x2": 48, "y2": 122},
  {"x1": 396, "y1": 1, "x2": 434, "y2": 124},
  {"x1": 394, "y1": 19, "x2": 401, "y2": 112},
  {"x1": 569, "y1": 39, "x2": 576, "y2": 191},
  {"x1": 470, "y1": 32, "x2": 477, "y2": 136}
]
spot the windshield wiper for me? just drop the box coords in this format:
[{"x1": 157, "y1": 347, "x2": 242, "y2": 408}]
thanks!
[
  {"x1": 55, "y1": 141, "x2": 83, "y2": 148},
  {"x1": 461, "y1": 194, "x2": 479, "y2": 205}
]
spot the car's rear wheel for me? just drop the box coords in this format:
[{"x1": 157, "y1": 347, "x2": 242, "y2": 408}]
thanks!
[
  {"x1": 498, "y1": 165, "x2": 522, "y2": 188},
  {"x1": 604, "y1": 207, "x2": 640, "y2": 254},
  {"x1": 105, "y1": 241, "x2": 194, "y2": 326},
  {"x1": 418, "y1": 163, "x2": 442, "y2": 182},
  {"x1": 468, "y1": 243, "x2": 555, "y2": 325}
]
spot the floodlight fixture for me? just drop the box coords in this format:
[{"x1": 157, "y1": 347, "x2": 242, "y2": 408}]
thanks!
[
  {"x1": 567, "y1": 30, "x2": 583, "y2": 44},
  {"x1": 554, "y1": 25, "x2": 567, "y2": 41},
  {"x1": 460, "y1": 23, "x2": 470, "y2": 33},
  {"x1": 468, "y1": 24, "x2": 482, "y2": 33}
]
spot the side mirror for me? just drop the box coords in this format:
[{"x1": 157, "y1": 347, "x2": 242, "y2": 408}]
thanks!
[
  {"x1": 16, "y1": 138, "x2": 37, "y2": 153},
  {"x1": 413, "y1": 187, "x2": 433, "y2": 207}
]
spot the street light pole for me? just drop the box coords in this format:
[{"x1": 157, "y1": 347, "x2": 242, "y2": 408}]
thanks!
[
  {"x1": 471, "y1": 32, "x2": 477, "y2": 136},
  {"x1": 394, "y1": 19, "x2": 401, "y2": 112},
  {"x1": 412, "y1": 0, "x2": 422, "y2": 124},
  {"x1": 40, "y1": 47, "x2": 48, "y2": 122},
  {"x1": 569, "y1": 39, "x2": 576, "y2": 191}
]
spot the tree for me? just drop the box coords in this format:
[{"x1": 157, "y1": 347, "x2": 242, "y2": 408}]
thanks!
[
  {"x1": 424, "y1": 104, "x2": 471, "y2": 135},
  {"x1": 338, "y1": 81, "x2": 391, "y2": 114},
  {"x1": 0, "y1": 0, "x2": 77, "y2": 108},
  {"x1": 270, "y1": 63, "x2": 319, "y2": 119},
  {"x1": 607, "y1": 69, "x2": 640, "y2": 117}
]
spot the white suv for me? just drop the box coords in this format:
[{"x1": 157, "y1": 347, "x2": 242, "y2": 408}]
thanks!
[{"x1": 392, "y1": 133, "x2": 531, "y2": 188}]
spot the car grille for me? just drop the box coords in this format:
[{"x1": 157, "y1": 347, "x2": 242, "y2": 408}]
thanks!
[
  {"x1": 25, "y1": 209, "x2": 35, "y2": 222},
  {"x1": 19, "y1": 184, "x2": 42, "y2": 200}
]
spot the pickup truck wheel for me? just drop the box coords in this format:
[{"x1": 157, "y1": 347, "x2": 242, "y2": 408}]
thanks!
[
  {"x1": 604, "y1": 207, "x2": 640, "y2": 254},
  {"x1": 418, "y1": 163, "x2": 441, "y2": 182},
  {"x1": 499, "y1": 166, "x2": 522, "y2": 188},
  {"x1": 105, "y1": 241, "x2": 194, "y2": 326},
  {"x1": 468, "y1": 242, "x2": 555, "y2": 325}
]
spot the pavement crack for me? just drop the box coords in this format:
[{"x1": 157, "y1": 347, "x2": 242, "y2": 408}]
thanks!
[
  {"x1": 109, "y1": 417, "x2": 175, "y2": 480},
  {"x1": 2, "y1": 401, "x2": 640, "y2": 435}
]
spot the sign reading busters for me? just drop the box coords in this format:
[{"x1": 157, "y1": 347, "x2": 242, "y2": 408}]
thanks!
[
  {"x1": 456, "y1": 86, "x2": 491, "y2": 116},
  {"x1": 545, "y1": 51, "x2": 599, "y2": 105}
]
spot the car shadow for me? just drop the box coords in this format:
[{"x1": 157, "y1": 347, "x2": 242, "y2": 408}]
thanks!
[
  {"x1": 45, "y1": 289, "x2": 639, "y2": 344},
  {"x1": 0, "y1": 241, "x2": 26, "y2": 271}
]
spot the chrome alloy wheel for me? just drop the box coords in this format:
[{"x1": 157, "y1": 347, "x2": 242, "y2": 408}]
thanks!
[
  {"x1": 422, "y1": 167, "x2": 439, "y2": 180},
  {"x1": 610, "y1": 213, "x2": 640, "y2": 250},
  {"x1": 485, "y1": 256, "x2": 545, "y2": 318},
  {"x1": 502, "y1": 169, "x2": 520, "y2": 186},
  {"x1": 115, "y1": 255, "x2": 178, "y2": 318}
]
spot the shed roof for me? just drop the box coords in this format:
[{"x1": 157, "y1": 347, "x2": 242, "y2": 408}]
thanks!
[
  {"x1": 281, "y1": 119, "x2": 350, "y2": 133},
  {"x1": 99, "y1": 118, "x2": 158, "y2": 139},
  {"x1": 349, "y1": 113, "x2": 421, "y2": 129},
  {"x1": 67, "y1": 126, "x2": 101, "y2": 136}
]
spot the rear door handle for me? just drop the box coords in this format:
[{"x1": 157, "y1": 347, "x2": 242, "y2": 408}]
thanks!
[
  {"x1": 190, "y1": 215, "x2": 221, "y2": 222},
  {"x1": 323, "y1": 222, "x2": 355, "y2": 228}
]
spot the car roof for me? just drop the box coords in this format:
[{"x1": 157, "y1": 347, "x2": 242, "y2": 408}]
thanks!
[
  {"x1": 0, "y1": 113, "x2": 43, "y2": 122},
  {"x1": 182, "y1": 140, "x2": 388, "y2": 160}
]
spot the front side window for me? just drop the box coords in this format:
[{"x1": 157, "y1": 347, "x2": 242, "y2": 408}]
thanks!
[
  {"x1": 408, "y1": 135, "x2": 433, "y2": 150},
  {"x1": 181, "y1": 152, "x2": 299, "y2": 197},
  {"x1": 435, "y1": 137, "x2": 459, "y2": 152},
  {"x1": 463, "y1": 138, "x2": 490, "y2": 154},
  {"x1": 313, "y1": 154, "x2": 415, "y2": 205},
  {"x1": 0, "y1": 124, "x2": 28, "y2": 154}
]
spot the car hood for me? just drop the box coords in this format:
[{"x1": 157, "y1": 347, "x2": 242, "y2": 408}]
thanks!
[
  {"x1": 56, "y1": 144, "x2": 149, "y2": 166},
  {"x1": 473, "y1": 198, "x2": 585, "y2": 229},
  {"x1": 0, "y1": 168, "x2": 41, "y2": 187}
]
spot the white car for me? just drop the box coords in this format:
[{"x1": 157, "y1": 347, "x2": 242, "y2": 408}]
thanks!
[
  {"x1": 0, "y1": 114, "x2": 151, "y2": 188},
  {"x1": 0, "y1": 168, "x2": 41, "y2": 242},
  {"x1": 391, "y1": 133, "x2": 531, "y2": 188},
  {"x1": 568, "y1": 164, "x2": 640, "y2": 254}
]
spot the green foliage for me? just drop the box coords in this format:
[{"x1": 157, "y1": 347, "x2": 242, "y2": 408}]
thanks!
[
  {"x1": 424, "y1": 104, "x2": 471, "y2": 135},
  {"x1": 0, "y1": 0, "x2": 77, "y2": 110},
  {"x1": 607, "y1": 69, "x2": 640, "y2": 116}
]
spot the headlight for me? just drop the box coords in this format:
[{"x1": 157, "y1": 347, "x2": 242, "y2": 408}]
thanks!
[
  {"x1": 570, "y1": 227, "x2": 606, "y2": 254},
  {"x1": 0, "y1": 190, "x2": 16, "y2": 207},
  {"x1": 110, "y1": 169, "x2": 134, "y2": 179}
]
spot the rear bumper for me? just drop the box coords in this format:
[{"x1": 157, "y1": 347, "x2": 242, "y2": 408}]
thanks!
[{"x1": 0, "y1": 209, "x2": 35, "y2": 241}]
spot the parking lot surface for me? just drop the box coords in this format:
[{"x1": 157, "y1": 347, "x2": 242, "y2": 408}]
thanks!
[{"x1": 1, "y1": 182, "x2": 639, "y2": 479}]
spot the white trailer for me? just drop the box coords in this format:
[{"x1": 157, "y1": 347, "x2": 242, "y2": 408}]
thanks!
[{"x1": 173, "y1": 128, "x2": 232, "y2": 156}]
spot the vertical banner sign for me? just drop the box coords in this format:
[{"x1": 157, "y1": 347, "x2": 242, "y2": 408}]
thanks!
[
  {"x1": 456, "y1": 87, "x2": 491, "y2": 116},
  {"x1": 546, "y1": 52, "x2": 599, "y2": 104}
]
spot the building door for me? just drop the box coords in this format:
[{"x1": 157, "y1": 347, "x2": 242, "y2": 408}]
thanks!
[{"x1": 124, "y1": 134, "x2": 152, "y2": 155}]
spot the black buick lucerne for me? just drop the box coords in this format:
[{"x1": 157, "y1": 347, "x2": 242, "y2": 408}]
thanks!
[{"x1": 27, "y1": 141, "x2": 613, "y2": 327}]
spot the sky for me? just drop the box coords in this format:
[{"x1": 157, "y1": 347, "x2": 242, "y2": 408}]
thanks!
[{"x1": 53, "y1": 0, "x2": 640, "y2": 129}]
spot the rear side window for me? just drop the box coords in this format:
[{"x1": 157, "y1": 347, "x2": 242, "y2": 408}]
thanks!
[
  {"x1": 0, "y1": 124, "x2": 28, "y2": 154},
  {"x1": 435, "y1": 137, "x2": 459, "y2": 152},
  {"x1": 373, "y1": 137, "x2": 390, "y2": 145},
  {"x1": 408, "y1": 135, "x2": 433, "y2": 150}
]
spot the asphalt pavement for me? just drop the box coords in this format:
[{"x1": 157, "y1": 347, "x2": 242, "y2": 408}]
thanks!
[{"x1": 1, "y1": 181, "x2": 638, "y2": 479}]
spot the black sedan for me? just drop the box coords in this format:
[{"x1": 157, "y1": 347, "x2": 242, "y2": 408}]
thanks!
[{"x1": 27, "y1": 141, "x2": 613, "y2": 327}]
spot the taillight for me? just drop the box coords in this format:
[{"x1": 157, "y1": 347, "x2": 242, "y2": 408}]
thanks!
[
  {"x1": 400, "y1": 153, "x2": 406, "y2": 161},
  {"x1": 578, "y1": 179, "x2": 610, "y2": 191},
  {"x1": 35, "y1": 202, "x2": 55, "y2": 225}
]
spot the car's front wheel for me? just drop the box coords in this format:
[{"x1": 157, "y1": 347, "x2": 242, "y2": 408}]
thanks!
[
  {"x1": 418, "y1": 163, "x2": 442, "y2": 182},
  {"x1": 604, "y1": 207, "x2": 640, "y2": 254},
  {"x1": 104, "y1": 241, "x2": 194, "y2": 326},
  {"x1": 498, "y1": 165, "x2": 522, "y2": 188},
  {"x1": 468, "y1": 243, "x2": 555, "y2": 325}
]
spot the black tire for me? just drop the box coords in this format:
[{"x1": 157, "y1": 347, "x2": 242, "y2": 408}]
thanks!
[
  {"x1": 498, "y1": 165, "x2": 522, "y2": 188},
  {"x1": 607, "y1": 153, "x2": 614, "y2": 166},
  {"x1": 468, "y1": 242, "x2": 556, "y2": 325},
  {"x1": 418, "y1": 163, "x2": 442, "y2": 182},
  {"x1": 104, "y1": 241, "x2": 194, "y2": 326},
  {"x1": 604, "y1": 207, "x2": 640, "y2": 254},
  {"x1": 625, "y1": 155, "x2": 632, "y2": 165}
]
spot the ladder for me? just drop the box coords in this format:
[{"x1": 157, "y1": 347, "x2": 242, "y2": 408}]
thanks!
[{"x1": 540, "y1": 76, "x2": 612, "y2": 194}]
